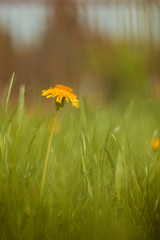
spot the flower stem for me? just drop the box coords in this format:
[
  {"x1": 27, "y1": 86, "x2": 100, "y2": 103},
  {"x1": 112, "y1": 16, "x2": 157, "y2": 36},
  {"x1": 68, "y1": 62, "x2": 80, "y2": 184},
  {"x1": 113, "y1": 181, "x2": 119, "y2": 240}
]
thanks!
[{"x1": 40, "y1": 110, "x2": 59, "y2": 197}]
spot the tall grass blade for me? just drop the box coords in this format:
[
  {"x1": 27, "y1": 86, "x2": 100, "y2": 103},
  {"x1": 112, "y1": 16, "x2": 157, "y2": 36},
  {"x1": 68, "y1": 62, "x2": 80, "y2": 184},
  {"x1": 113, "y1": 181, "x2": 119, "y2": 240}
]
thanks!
[
  {"x1": 80, "y1": 130, "x2": 93, "y2": 199},
  {"x1": 0, "y1": 87, "x2": 30, "y2": 139},
  {"x1": 17, "y1": 85, "x2": 25, "y2": 129},
  {"x1": 5, "y1": 72, "x2": 15, "y2": 115},
  {"x1": 101, "y1": 115, "x2": 114, "y2": 174}
]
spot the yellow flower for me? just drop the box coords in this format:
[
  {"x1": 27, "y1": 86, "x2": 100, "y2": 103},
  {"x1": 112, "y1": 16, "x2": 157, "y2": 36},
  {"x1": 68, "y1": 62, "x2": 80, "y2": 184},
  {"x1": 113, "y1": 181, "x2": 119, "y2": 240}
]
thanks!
[
  {"x1": 42, "y1": 84, "x2": 79, "y2": 109},
  {"x1": 151, "y1": 138, "x2": 160, "y2": 150}
]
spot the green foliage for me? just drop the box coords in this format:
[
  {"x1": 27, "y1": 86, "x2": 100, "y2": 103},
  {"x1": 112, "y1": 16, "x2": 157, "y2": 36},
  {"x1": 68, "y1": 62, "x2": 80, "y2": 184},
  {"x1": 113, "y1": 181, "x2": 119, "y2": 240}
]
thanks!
[
  {"x1": 0, "y1": 83, "x2": 160, "y2": 239},
  {"x1": 85, "y1": 42, "x2": 150, "y2": 99}
]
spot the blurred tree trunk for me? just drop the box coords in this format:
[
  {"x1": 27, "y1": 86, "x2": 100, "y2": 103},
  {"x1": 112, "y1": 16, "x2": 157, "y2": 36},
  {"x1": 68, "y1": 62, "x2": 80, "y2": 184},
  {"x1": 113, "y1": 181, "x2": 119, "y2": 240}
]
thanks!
[{"x1": 41, "y1": 0, "x2": 83, "y2": 88}]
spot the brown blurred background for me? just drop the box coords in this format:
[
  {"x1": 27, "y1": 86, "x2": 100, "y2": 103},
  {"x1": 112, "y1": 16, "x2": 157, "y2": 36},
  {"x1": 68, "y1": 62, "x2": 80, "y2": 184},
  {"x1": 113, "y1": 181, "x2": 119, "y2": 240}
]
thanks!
[{"x1": 0, "y1": 0, "x2": 160, "y2": 106}]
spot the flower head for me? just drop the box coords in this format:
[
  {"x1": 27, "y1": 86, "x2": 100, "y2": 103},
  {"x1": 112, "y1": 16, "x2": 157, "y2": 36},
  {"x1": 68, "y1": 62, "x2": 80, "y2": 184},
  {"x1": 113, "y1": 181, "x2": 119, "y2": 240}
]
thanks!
[
  {"x1": 151, "y1": 138, "x2": 160, "y2": 150},
  {"x1": 42, "y1": 84, "x2": 79, "y2": 110}
]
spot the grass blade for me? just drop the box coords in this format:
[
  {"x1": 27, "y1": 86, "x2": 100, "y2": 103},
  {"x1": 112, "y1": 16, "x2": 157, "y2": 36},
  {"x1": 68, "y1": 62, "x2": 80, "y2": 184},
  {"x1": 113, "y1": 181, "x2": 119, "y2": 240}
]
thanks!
[{"x1": 5, "y1": 72, "x2": 15, "y2": 115}]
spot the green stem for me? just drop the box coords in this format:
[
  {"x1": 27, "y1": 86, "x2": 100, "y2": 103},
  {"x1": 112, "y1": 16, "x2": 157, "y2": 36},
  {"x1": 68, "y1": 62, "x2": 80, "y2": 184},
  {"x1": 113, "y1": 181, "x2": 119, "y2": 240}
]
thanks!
[{"x1": 40, "y1": 110, "x2": 59, "y2": 197}]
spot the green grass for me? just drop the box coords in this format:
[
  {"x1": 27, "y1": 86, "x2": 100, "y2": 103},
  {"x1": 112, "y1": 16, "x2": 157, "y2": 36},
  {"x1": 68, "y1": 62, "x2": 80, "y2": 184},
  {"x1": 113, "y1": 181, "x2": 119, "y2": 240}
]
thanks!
[{"x1": 0, "y1": 84, "x2": 160, "y2": 240}]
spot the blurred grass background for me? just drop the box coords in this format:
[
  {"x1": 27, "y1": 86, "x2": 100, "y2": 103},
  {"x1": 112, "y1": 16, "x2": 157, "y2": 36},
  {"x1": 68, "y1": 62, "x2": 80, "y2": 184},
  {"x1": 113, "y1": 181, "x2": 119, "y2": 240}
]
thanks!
[
  {"x1": 1, "y1": 87, "x2": 160, "y2": 239},
  {"x1": 1, "y1": 0, "x2": 160, "y2": 239}
]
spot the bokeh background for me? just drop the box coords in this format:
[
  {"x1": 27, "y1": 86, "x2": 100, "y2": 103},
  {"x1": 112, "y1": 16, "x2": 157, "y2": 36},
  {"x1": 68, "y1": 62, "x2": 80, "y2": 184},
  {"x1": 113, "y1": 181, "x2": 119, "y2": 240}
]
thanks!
[{"x1": 0, "y1": 0, "x2": 160, "y2": 106}]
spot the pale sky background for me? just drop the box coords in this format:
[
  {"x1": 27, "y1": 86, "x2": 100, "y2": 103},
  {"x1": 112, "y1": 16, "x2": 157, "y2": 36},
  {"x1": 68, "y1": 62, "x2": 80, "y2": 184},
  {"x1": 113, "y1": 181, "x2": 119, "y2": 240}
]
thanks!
[{"x1": 0, "y1": 2, "x2": 159, "y2": 47}]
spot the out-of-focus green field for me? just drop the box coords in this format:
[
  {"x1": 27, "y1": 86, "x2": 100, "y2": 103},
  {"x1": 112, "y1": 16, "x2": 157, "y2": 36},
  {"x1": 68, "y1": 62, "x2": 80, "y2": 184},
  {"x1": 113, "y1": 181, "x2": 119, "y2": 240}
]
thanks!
[{"x1": 0, "y1": 80, "x2": 160, "y2": 240}]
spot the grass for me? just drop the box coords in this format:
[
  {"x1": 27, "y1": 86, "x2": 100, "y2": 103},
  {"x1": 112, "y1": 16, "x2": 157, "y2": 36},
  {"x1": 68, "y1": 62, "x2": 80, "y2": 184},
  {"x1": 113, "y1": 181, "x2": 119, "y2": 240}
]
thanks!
[{"x1": 0, "y1": 82, "x2": 160, "y2": 240}]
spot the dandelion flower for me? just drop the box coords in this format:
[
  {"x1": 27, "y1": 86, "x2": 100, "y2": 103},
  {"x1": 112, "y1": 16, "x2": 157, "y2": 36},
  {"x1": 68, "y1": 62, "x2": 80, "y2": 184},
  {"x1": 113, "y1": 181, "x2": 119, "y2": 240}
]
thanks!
[
  {"x1": 151, "y1": 138, "x2": 160, "y2": 150},
  {"x1": 40, "y1": 84, "x2": 79, "y2": 197},
  {"x1": 42, "y1": 84, "x2": 79, "y2": 110}
]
